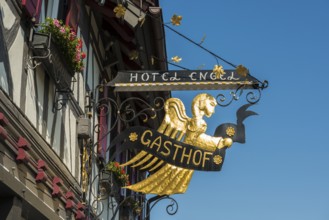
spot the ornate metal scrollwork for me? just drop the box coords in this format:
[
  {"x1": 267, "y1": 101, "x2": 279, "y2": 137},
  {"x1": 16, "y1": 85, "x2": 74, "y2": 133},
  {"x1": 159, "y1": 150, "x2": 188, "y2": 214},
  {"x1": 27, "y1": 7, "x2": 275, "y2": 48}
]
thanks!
[
  {"x1": 84, "y1": 84, "x2": 177, "y2": 219},
  {"x1": 52, "y1": 88, "x2": 72, "y2": 112},
  {"x1": 85, "y1": 161, "x2": 179, "y2": 219},
  {"x1": 216, "y1": 80, "x2": 268, "y2": 106},
  {"x1": 145, "y1": 195, "x2": 179, "y2": 219},
  {"x1": 93, "y1": 91, "x2": 165, "y2": 136}
]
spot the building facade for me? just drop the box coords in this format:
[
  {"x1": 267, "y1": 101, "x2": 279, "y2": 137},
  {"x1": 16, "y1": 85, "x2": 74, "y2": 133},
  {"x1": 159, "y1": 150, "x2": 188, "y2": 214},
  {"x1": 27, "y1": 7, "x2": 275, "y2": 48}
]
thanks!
[{"x1": 0, "y1": 0, "x2": 169, "y2": 219}]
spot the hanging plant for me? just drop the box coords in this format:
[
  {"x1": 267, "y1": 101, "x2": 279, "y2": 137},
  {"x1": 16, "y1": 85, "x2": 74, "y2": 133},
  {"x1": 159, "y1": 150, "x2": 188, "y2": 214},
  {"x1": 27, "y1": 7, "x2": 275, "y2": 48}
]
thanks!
[
  {"x1": 124, "y1": 197, "x2": 142, "y2": 216},
  {"x1": 39, "y1": 17, "x2": 86, "y2": 73},
  {"x1": 106, "y1": 161, "x2": 130, "y2": 186}
]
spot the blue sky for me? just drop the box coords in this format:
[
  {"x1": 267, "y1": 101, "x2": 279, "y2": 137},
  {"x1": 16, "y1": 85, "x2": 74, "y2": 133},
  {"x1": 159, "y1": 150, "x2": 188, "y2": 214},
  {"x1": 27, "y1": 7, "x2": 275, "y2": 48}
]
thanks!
[{"x1": 150, "y1": 0, "x2": 329, "y2": 220}]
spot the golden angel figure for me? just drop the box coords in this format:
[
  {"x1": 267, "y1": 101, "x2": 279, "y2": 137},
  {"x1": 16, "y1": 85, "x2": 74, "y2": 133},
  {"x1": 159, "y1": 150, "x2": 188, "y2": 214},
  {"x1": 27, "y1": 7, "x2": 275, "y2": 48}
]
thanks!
[{"x1": 121, "y1": 93, "x2": 233, "y2": 195}]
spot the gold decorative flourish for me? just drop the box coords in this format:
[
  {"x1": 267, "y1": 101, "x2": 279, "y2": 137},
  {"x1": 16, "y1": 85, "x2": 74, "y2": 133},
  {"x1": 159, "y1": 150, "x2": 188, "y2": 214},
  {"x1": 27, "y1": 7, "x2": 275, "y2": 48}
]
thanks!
[
  {"x1": 113, "y1": 4, "x2": 126, "y2": 19},
  {"x1": 171, "y1": 14, "x2": 182, "y2": 26},
  {"x1": 82, "y1": 146, "x2": 90, "y2": 192},
  {"x1": 129, "y1": 132, "x2": 138, "y2": 142},
  {"x1": 129, "y1": 50, "x2": 139, "y2": 60},
  {"x1": 213, "y1": 155, "x2": 223, "y2": 165},
  {"x1": 213, "y1": 65, "x2": 225, "y2": 79},
  {"x1": 226, "y1": 127, "x2": 235, "y2": 137},
  {"x1": 236, "y1": 64, "x2": 249, "y2": 77},
  {"x1": 171, "y1": 56, "x2": 182, "y2": 63}
]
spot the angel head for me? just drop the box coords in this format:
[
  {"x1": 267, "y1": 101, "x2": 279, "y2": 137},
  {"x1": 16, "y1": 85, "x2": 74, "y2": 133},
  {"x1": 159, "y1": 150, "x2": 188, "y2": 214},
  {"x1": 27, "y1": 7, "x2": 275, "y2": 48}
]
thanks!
[{"x1": 192, "y1": 93, "x2": 217, "y2": 118}]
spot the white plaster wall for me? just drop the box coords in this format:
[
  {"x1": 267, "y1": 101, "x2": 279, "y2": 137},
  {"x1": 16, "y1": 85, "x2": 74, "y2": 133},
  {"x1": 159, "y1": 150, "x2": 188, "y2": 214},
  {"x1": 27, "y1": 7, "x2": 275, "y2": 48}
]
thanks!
[
  {"x1": 62, "y1": 108, "x2": 78, "y2": 175},
  {"x1": 78, "y1": 72, "x2": 85, "y2": 110},
  {"x1": 46, "y1": 83, "x2": 55, "y2": 143},
  {"x1": 52, "y1": 107, "x2": 62, "y2": 156},
  {"x1": 62, "y1": 107, "x2": 70, "y2": 171},
  {"x1": 25, "y1": 65, "x2": 46, "y2": 130},
  {"x1": 8, "y1": 28, "x2": 24, "y2": 105},
  {"x1": 25, "y1": 64, "x2": 38, "y2": 128},
  {"x1": 36, "y1": 70, "x2": 45, "y2": 133},
  {"x1": 0, "y1": 1, "x2": 15, "y2": 30},
  {"x1": 69, "y1": 110, "x2": 77, "y2": 177}
]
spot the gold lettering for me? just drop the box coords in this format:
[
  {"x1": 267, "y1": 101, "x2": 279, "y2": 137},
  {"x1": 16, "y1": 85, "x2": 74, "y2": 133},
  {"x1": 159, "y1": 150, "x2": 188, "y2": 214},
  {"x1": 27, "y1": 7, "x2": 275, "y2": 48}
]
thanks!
[
  {"x1": 161, "y1": 141, "x2": 171, "y2": 156},
  {"x1": 141, "y1": 130, "x2": 152, "y2": 147},
  {"x1": 192, "y1": 150, "x2": 202, "y2": 166},
  {"x1": 202, "y1": 152, "x2": 212, "y2": 168},
  {"x1": 150, "y1": 135, "x2": 162, "y2": 150},
  {"x1": 181, "y1": 147, "x2": 192, "y2": 164},
  {"x1": 173, "y1": 144, "x2": 182, "y2": 160}
]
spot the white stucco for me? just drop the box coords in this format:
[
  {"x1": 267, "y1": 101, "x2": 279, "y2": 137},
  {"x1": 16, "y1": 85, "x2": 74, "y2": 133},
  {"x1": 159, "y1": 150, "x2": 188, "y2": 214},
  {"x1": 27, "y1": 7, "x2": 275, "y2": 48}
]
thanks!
[
  {"x1": 62, "y1": 107, "x2": 70, "y2": 170},
  {"x1": 8, "y1": 26, "x2": 24, "y2": 105},
  {"x1": 46, "y1": 83, "x2": 55, "y2": 143},
  {"x1": 52, "y1": 109, "x2": 62, "y2": 155},
  {"x1": 36, "y1": 68, "x2": 45, "y2": 133},
  {"x1": 68, "y1": 110, "x2": 77, "y2": 175},
  {"x1": 62, "y1": 107, "x2": 79, "y2": 175},
  {"x1": 0, "y1": 1, "x2": 16, "y2": 30},
  {"x1": 25, "y1": 65, "x2": 38, "y2": 128}
]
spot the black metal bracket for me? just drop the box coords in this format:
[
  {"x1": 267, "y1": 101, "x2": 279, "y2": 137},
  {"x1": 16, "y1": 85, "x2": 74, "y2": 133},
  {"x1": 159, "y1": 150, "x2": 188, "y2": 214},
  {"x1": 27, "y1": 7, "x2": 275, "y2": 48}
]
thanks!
[{"x1": 52, "y1": 88, "x2": 73, "y2": 112}]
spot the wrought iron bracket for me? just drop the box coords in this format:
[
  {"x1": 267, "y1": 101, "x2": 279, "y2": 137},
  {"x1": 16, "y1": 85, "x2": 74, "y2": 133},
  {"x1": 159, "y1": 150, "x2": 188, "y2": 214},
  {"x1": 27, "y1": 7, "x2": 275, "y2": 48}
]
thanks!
[
  {"x1": 216, "y1": 80, "x2": 269, "y2": 106},
  {"x1": 52, "y1": 88, "x2": 73, "y2": 112},
  {"x1": 89, "y1": 173, "x2": 179, "y2": 220}
]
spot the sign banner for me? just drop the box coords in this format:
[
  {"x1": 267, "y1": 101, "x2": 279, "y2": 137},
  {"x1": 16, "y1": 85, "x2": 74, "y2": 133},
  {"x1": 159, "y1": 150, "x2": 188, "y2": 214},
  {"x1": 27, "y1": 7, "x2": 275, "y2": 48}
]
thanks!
[
  {"x1": 108, "y1": 126, "x2": 226, "y2": 171},
  {"x1": 107, "y1": 70, "x2": 260, "y2": 91}
]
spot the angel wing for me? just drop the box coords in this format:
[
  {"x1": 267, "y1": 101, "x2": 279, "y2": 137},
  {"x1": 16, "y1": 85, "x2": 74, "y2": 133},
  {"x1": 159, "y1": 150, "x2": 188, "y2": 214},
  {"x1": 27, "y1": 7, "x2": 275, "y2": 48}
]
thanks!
[{"x1": 121, "y1": 98, "x2": 195, "y2": 195}]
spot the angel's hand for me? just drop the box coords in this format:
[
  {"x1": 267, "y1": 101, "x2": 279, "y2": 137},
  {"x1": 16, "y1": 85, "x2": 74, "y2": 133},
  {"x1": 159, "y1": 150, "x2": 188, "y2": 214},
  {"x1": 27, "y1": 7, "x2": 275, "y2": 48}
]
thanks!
[
  {"x1": 218, "y1": 138, "x2": 233, "y2": 149},
  {"x1": 223, "y1": 138, "x2": 233, "y2": 148}
]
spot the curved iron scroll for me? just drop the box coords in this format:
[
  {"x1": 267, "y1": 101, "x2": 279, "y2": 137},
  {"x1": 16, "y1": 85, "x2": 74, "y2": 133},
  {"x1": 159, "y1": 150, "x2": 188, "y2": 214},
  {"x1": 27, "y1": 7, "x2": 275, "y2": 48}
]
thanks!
[
  {"x1": 88, "y1": 167, "x2": 178, "y2": 220},
  {"x1": 93, "y1": 93, "x2": 165, "y2": 139},
  {"x1": 216, "y1": 80, "x2": 268, "y2": 106}
]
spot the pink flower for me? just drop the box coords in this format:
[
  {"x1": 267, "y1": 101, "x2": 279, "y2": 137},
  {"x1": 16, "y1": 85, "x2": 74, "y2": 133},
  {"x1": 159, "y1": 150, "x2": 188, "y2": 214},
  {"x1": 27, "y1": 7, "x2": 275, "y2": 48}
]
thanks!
[
  {"x1": 60, "y1": 27, "x2": 65, "y2": 33},
  {"x1": 76, "y1": 39, "x2": 83, "y2": 49},
  {"x1": 70, "y1": 31, "x2": 76, "y2": 40},
  {"x1": 75, "y1": 52, "x2": 81, "y2": 61},
  {"x1": 53, "y1": 19, "x2": 60, "y2": 27}
]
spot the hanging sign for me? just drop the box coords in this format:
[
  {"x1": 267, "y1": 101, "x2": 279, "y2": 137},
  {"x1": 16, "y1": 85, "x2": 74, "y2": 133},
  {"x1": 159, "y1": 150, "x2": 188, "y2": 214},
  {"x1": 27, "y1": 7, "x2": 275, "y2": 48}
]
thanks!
[
  {"x1": 107, "y1": 70, "x2": 260, "y2": 91},
  {"x1": 109, "y1": 126, "x2": 226, "y2": 171},
  {"x1": 108, "y1": 94, "x2": 250, "y2": 195}
]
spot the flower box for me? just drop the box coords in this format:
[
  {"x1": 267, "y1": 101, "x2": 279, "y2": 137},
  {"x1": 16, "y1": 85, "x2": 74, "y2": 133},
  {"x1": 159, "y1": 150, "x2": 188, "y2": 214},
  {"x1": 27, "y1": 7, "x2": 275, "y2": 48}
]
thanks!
[
  {"x1": 30, "y1": 18, "x2": 85, "y2": 91},
  {"x1": 31, "y1": 32, "x2": 74, "y2": 90}
]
